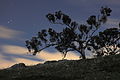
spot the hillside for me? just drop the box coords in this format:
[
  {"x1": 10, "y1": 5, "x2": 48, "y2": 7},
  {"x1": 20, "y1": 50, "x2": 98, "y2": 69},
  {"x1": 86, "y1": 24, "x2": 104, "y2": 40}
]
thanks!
[{"x1": 0, "y1": 54, "x2": 120, "y2": 80}]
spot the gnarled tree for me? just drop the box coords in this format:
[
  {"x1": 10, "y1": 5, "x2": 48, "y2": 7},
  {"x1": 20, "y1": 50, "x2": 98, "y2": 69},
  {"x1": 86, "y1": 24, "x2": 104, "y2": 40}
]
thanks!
[{"x1": 25, "y1": 7, "x2": 112, "y2": 59}]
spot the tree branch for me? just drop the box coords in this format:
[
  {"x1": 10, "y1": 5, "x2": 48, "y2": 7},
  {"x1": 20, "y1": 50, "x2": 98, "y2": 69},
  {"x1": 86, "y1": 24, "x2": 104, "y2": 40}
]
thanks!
[{"x1": 38, "y1": 43, "x2": 57, "y2": 52}]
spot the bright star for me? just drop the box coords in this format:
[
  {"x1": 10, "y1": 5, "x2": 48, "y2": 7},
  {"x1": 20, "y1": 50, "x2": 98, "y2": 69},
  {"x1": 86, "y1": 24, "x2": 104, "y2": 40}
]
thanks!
[{"x1": 7, "y1": 19, "x2": 13, "y2": 24}]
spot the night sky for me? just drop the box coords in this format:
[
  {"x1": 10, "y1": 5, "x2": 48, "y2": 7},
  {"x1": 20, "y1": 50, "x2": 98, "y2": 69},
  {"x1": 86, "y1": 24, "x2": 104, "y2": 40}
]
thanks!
[{"x1": 0, "y1": 0, "x2": 120, "y2": 68}]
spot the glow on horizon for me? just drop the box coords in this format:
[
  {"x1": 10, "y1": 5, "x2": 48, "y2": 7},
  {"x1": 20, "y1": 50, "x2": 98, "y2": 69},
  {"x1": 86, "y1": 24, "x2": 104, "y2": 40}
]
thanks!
[{"x1": 0, "y1": 45, "x2": 80, "y2": 69}]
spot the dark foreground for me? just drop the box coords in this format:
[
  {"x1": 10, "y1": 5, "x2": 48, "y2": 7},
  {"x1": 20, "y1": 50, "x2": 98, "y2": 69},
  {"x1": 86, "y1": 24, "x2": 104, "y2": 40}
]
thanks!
[{"x1": 0, "y1": 54, "x2": 120, "y2": 80}]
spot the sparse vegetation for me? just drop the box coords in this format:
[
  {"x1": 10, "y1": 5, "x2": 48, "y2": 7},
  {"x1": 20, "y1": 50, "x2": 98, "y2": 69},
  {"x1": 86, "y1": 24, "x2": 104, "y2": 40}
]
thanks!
[
  {"x1": 90, "y1": 28, "x2": 120, "y2": 57},
  {"x1": 1, "y1": 54, "x2": 120, "y2": 80}
]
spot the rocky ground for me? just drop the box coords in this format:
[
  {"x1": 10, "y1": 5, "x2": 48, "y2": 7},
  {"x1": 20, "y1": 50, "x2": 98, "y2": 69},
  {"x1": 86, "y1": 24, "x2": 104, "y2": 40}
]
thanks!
[{"x1": 0, "y1": 54, "x2": 120, "y2": 80}]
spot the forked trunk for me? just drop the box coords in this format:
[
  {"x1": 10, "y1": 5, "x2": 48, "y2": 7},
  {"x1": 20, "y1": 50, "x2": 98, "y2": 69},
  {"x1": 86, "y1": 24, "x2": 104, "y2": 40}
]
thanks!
[
  {"x1": 77, "y1": 49, "x2": 86, "y2": 59},
  {"x1": 81, "y1": 51, "x2": 86, "y2": 59}
]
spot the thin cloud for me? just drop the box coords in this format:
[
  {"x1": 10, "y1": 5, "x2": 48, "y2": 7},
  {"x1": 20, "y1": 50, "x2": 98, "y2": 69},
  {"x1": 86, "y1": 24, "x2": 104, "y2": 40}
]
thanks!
[
  {"x1": 66, "y1": 0, "x2": 88, "y2": 5},
  {"x1": 1, "y1": 45, "x2": 27, "y2": 54},
  {"x1": 106, "y1": 18, "x2": 120, "y2": 28},
  {"x1": 105, "y1": 0, "x2": 120, "y2": 5},
  {"x1": 0, "y1": 45, "x2": 43, "y2": 61},
  {"x1": 37, "y1": 51, "x2": 80, "y2": 61},
  {"x1": 0, "y1": 26, "x2": 24, "y2": 39},
  {"x1": 0, "y1": 45, "x2": 44, "y2": 68},
  {"x1": 1, "y1": 45, "x2": 80, "y2": 61},
  {"x1": 66, "y1": 0, "x2": 120, "y2": 5},
  {"x1": 0, "y1": 45, "x2": 80, "y2": 69}
]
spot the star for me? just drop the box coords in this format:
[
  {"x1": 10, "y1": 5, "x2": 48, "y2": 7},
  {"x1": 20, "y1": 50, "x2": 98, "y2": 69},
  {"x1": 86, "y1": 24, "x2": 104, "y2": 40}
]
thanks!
[{"x1": 7, "y1": 19, "x2": 13, "y2": 24}]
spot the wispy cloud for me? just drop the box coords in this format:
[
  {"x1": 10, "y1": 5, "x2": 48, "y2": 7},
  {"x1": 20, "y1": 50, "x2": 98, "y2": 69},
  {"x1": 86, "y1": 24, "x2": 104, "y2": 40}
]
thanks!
[
  {"x1": 0, "y1": 45, "x2": 43, "y2": 68},
  {"x1": 1, "y1": 45, "x2": 80, "y2": 61},
  {"x1": 1, "y1": 45, "x2": 27, "y2": 54},
  {"x1": 0, "y1": 45, "x2": 80, "y2": 69},
  {"x1": 65, "y1": 0, "x2": 94, "y2": 7},
  {"x1": 106, "y1": 18, "x2": 120, "y2": 28},
  {"x1": 66, "y1": 0, "x2": 120, "y2": 5},
  {"x1": 37, "y1": 51, "x2": 79, "y2": 61},
  {"x1": 105, "y1": 0, "x2": 120, "y2": 5},
  {"x1": 0, "y1": 45, "x2": 43, "y2": 61},
  {"x1": 0, "y1": 26, "x2": 24, "y2": 39}
]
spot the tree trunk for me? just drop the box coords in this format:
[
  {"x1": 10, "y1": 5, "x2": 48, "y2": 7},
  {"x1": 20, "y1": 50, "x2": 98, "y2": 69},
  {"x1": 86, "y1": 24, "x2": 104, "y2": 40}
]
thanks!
[
  {"x1": 81, "y1": 50, "x2": 86, "y2": 59},
  {"x1": 77, "y1": 49, "x2": 86, "y2": 59}
]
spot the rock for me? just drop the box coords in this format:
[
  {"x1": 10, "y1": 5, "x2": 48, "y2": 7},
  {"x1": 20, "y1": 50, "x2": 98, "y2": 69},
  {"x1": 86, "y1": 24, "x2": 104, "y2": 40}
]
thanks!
[
  {"x1": 44, "y1": 60, "x2": 57, "y2": 64},
  {"x1": 10, "y1": 63, "x2": 26, "y2": 69}
]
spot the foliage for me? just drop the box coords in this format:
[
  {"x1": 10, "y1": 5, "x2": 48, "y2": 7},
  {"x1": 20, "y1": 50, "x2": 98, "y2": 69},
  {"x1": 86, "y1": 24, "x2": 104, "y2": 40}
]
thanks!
[
  {"x1": 89, "y1": 28, "x2": 120, "y2": 57},
  {"x1": 25, "y1": 7, "x2": 112, "y2": 59}
]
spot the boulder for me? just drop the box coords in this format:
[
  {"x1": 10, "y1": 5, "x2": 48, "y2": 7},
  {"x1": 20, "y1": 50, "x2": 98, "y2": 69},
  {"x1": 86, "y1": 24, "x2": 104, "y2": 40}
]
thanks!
[{"x1": 10, "y1": 63, "x2": 26, "y2": 69}]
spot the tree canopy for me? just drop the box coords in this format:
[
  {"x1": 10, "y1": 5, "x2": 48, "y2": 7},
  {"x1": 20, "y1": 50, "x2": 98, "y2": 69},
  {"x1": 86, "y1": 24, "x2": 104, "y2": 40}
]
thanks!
[
  {"x1": 90, "y1": 28, "x2": 120, "y2": 57},
  {"x1": 25, "y1": 7, "x2": 114, "y2": 59}
]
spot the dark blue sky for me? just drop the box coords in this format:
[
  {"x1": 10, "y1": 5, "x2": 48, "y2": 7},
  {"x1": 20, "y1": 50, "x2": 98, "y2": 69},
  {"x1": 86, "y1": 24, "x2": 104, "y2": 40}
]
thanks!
[{"x1": 0, "y1": 0, "x2": 120, "y2": 68}]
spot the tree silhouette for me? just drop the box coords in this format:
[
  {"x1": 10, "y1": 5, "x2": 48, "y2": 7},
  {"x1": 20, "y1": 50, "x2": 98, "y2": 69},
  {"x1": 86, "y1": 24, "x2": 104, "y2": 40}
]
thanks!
[
  {"x1": 25, "y1": 7, "x2": 112, "y2": 59},
  {"x1": 89, "y1": 27, "x2": 120, "y2": 57}
]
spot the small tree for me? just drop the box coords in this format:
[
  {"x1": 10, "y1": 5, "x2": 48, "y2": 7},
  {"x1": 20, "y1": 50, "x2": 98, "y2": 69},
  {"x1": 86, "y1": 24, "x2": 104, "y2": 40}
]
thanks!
[
  {"x1": 89, "y1": 27, "x2": 120, "y2": 57},
  {"x1": 25, "y1": 7, "x2": 112, "y2": 59}
]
